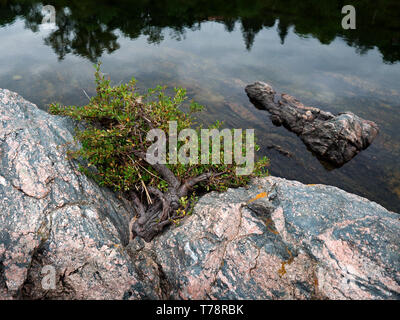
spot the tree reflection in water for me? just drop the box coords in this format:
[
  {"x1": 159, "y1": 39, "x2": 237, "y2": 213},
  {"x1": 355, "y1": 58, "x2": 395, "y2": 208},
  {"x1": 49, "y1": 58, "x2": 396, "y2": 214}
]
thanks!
[{"x1": 0, "y1": 0, "x2": 399, "y2": 63}]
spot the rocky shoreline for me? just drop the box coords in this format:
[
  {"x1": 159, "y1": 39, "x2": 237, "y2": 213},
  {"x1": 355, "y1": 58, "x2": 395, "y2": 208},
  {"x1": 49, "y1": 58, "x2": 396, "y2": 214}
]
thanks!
[{"x1": 0, "y1": 88, "x2": 399, "y2": 300}]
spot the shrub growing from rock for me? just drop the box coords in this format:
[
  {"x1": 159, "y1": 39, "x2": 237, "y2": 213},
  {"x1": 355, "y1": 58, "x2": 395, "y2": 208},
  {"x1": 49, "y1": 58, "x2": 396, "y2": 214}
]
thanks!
[{"x1": 50, "y1": 64, "x2": 268, "y2": 242}]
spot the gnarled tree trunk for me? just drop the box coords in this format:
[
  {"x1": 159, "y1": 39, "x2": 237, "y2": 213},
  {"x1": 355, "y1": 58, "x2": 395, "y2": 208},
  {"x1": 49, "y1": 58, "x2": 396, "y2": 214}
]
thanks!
[{"x1": 128, "y1": 150, "x2": 217, "y2": 242}]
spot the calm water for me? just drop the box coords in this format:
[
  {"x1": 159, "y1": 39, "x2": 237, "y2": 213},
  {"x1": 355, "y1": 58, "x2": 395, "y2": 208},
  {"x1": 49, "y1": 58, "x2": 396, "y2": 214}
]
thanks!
[{"x1": 1, "y1": 0, "x2": 400, "y2": 211}]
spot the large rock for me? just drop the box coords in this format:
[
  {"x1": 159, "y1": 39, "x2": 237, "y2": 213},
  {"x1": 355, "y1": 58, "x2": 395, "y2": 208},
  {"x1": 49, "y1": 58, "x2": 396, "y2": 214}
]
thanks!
[
  {"x1": 137, "y1": 176, "x2": 400, "y2": 300},
  {"x1": 0, "y1": 89, "x2": 163, "y2": 299},
  {"x1": 245, "y1": 82, "x2": 379, "y2": 166},
  {"x1": 1, "y1": 88, "x2": 398, "y2": 300}
]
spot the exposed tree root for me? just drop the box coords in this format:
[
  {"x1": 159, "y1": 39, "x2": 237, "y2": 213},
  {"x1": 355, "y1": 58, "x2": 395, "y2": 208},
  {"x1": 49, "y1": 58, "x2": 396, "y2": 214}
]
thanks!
[{"x1": 130, "y1": 150, "x2": 222, "y2": 242}]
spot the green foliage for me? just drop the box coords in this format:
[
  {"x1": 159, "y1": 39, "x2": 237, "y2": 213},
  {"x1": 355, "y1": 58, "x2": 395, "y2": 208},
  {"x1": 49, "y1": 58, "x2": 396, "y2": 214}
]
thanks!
[{"x1": 49, "y1": 64, "x2": 268, "y2": 196}]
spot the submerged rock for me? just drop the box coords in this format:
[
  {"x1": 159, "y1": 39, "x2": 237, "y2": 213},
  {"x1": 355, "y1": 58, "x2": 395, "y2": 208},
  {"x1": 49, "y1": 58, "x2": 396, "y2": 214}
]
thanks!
[
  {"x1": 0, "y1": 88, "x2": 398, "y2": 300},
  {"x1": 245, "y1": 82, "x2": 379, "y2": 166}
]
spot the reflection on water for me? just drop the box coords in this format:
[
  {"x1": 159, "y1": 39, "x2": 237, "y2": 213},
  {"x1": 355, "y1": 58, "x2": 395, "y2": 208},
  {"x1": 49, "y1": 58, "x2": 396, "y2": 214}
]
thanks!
[{"x1": 0, "y1": 0, "x2": 400, "y2": 211}]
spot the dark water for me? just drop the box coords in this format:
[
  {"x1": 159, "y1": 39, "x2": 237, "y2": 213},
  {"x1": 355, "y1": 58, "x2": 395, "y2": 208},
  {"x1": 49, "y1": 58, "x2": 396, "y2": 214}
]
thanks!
[{"x1": 1, "y1": 0, "x2": 400, "y2": 211}]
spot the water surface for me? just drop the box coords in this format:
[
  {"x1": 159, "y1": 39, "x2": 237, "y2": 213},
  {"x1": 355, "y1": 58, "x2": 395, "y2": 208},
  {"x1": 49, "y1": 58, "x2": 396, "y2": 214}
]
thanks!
[{"x1": 1, "y1": 0, "x2": 399, "y2": 211}]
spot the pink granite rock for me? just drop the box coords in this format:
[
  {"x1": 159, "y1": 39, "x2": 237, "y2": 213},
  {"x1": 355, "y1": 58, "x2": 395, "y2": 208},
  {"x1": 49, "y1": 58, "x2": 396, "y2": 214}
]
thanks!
[
  {"x1": 140, "y1": 176, "x2": 399, "y2": 300},
  {"x1": 0, "y1": 89, "x2": 160, "y2": 299},
  {"x1": 1, "y1": 88, "x2": 398, "y2": 300}
]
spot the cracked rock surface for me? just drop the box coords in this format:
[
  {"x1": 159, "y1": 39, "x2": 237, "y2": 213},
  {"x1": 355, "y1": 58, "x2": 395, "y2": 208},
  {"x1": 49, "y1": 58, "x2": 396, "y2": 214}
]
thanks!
[
  {"x1": 1, "y1": 88, "x2": 399, "y2": 300},
  {"x1": 135, "y1": 177, "x2": 399, "y2": 300},
  {"x1": 0, "y1": 89, "x2": 160, "y2": 299}
]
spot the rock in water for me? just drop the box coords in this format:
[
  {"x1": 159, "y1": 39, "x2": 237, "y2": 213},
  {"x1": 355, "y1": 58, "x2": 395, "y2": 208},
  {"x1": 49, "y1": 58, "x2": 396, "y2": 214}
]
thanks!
[{"x1": 245, "y1": 81, "x2": 379, "y2": 166}]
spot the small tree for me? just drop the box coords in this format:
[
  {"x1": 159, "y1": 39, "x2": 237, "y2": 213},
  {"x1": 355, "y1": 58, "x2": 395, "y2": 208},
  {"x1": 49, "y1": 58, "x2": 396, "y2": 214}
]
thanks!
[{"x1": 50, "y1": 64, "x2": 268, "y2": 242}]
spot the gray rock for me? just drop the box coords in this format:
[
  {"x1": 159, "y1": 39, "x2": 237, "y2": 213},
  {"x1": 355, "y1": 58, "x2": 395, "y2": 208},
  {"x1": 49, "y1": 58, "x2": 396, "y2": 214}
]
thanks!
[
  {"x1": 139, "y1": 177, "x2": 399, "y2": 300},
  {"x1": 1, "y1": 88, "x2": 398, "y2": 300},
  {"x1": 245, "y1": 82, "x2": 379, "y2": 166},
  {"x1": 0, "y1": 89, "x2": 161, "y2": 299}
]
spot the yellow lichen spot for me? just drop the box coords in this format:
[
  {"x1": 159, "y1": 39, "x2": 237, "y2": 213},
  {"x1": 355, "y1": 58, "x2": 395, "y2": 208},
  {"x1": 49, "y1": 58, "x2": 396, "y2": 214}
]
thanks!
[
  {"x1": 278, "y1": 262, "x2": 287, "y2": 277},
  {"x1": 307, "y1": 184, "x2": 316, "y2": 186},
  {"x1": 247, "y1": 192, "x2": 268, "y2": 204},
  {"x1": 265, "y1": 218, "x2": 279, "y2": 235},
  {"x1": 286, "y1": 247, "x2": 294, "y2": 264},
  {"x1": 278, "y1": 247, "x2": 294, "y2": 278},
  {"x1": 314, "y1": 276, "x2": 319, "y2": 289}
]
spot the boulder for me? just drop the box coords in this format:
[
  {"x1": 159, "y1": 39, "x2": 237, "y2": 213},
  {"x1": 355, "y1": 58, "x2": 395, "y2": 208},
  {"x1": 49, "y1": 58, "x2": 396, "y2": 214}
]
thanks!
[
  {"x1": 0, "y1": 89, "x2": 162, "y2": 299},
  {"x1": 1, "y1": 88, "x2": 398, "y2": 300},
  {"x1": 139, "y1": 176, "x2": 400, "y2": 300},
  {"x1": 245, "y1": 81, "x2": 379, "y2": 166}
]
